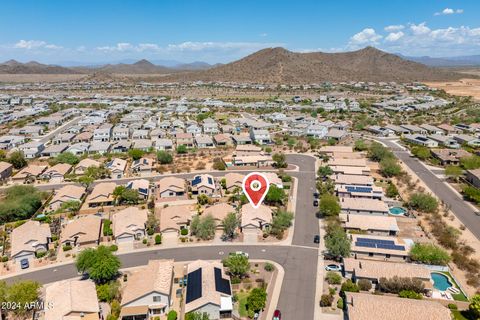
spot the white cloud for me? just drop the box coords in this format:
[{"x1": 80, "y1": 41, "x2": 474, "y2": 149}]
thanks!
[
  {"x1": 410, "y1": 22, "x2": 431, "y2": 35},
  {"x1": 349, "y1": 28, "x2": 383, "y2": 46},
  {"x1": 385, "y1": 31, "x2": 404, "y2": 42},
  {"x1": 384, "y1": 25, "x2": 404, "y2": 32},
  {"x1": 259, "y1": 33, "x2": 268, "y2": 37},
  {"x1": 434, "y1": 8, "x2": 463, "y2": 15},
  {"x1": 13, "y1": 40, "x2": 62, "y2": 50}
]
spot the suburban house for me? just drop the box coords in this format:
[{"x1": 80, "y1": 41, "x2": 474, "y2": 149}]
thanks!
[
  {"x1": 120, "y1": 259, "x2": 174, "y2": 319},
  {"x1": 12, "y1": 164, "x2": 47, "y2": 182},
  {"x1": 40, "y1": 163, "x2": 72, "y2": 182},
  {"x1": 53, "y1": 132, "x2": 76, "y2": 145},
  {"x1": 335, "y1": 184, "x2": 383, "y2": 200},
  {"x1": 155, "y1": 177, "x2": 186, "y2": 200},
  {"x1": 234, "y1": 145, "x2": 262, "y2": 157},
  {"x1": 195, "y1": 135, "x2": 215, "y2": 148},
  {"x1": 339, "y1": 197, "x2": 389, "y2": 216},
  {"x1": 175, "y1": 132, "x2": 194, "y2": 148},
  {"x1": 343, "y1": 258, "x2": 431, "y2": 289},
  {"x1": 224, "y1": 172, "x2": 245, "y2": 191},
  {"x1": 17, "y1": 141, "x2": 45, "y2": 158},
  {"x1": 330, "y1": 165, "x2": 371, "y2": 176},
  {"x1": 231, "y1": 134, "x2": 252, "y2": 145},
  {"x1": 350, "y1": 234, "x2": 409, "y2": 261},
  {"x1": 213, "y1": 133, "x2": 232, "y2": 146},
  {"x1": 190, "y1": 174, "x2": 216, "y2": 196},
  {"x1": 305, "y1": 124, "x2": 328, "y2": 138},
  {"x1": 0, "y1": 161, "x2": 13, "y2": 181},
  {"x1": 431, "y1": 149, "x2": 471, "y2": 165},
  {"x1": 126, "y1": 179, "x2": 150, "y2": 199},
  {"x1": 112, "y1": 207, "x2": 148, "y2": 244},
  {"x1": 60, "y1": 215, "x2": 102, "y2": 248},
  {"x1": 341, "y1": 214, "x2": 399, "y2": 236},
  {"x1": 75, "y1": 158, "x2": 101, "y2": 175},
  {"x1": 89, "y1": 141, "x2": 111, "y2": 155},
  {"x1": 157, "y1": 204, "x2": 193, "y2": 234},
  {"x1": 10, "y1": 220, "x2": 51, "y2": 262},
  {"x1": 453, "y1": 134, "x2": 480, "y2": 147},
  {"x1": 73, "y1": 131, "x2": 93, "y2": 143},
  {"x1": 427, "y1": 135, "x2": 460, "y2": 149},
  {"x1": 325, "y1": 128, "x2": 347, "y2": 141},
  {"x1": 112, "y1": 126, "x2": 130, "y2": 140},
  {"x1": 185, "y1": 260, "x2": 233, "y2": 320},
  {"x1": 106, "y1": 158, "x2": 127, "y2": 179},
  {"x1": 44, "y1": 280, "x2": 100, "y2": 320},
  {"x1": 154, "y1": 138, "x2": 173, "y2": 151},
  {"x1": 85, "y1": 182, "x2": 117, "y2": 208},
  {"x1": 403, "y1": 134, "x2": 438, "y2": 148},
  {"x1": 48, "y1": 185, "x2": 85, "y2": 211},
  {"x1": 420, "y1": 124, "x2": 445, "y2": 135},
  {"x1": 203, "y1": 203, "x2": 236, "y2": 228},
  {"x1": 67, "y1": 142, "x2": 90, "y2": 155},
  {"x1": 344, "y1": 292, "x2": 451, "y2": 320},
  {"x1": 133, "y1": 139, "x2": 153, "y2": 151},
  {"x1": 41, "y1": 143, "x2": 69, "y2": 157},
  {"x1": 240, "y1": 204, "x2": 272, "y2": 231},
  {"x1": 466, "y1": 169, "x2": 480, "y2": 188},
  {"x1": 249, "y1": 129, "x2": 271, "y2": 144},
  {"x1": 93, "y1": 125, "x2": 112, "y2": 141},
  {"x1": 131, "y1": 157, "x2": 154, "y2": 174},
  {"x1": 332, "y1": 174, "x2": 374, "y2": 186}
]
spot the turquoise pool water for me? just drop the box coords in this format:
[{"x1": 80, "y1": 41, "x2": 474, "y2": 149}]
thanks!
[
  {"x1": 431, "y1": 272, "x2": 452, "y2": 291},
  {"x1": 389, "y1": 207, "x2": 407, "y2": 215}
]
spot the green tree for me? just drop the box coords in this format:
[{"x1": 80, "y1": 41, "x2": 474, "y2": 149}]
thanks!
[
  {"x1": 270, "y1": 210, "x2": 294, "y2": 236},
  {"x1": 408, "y1": 193, "x2": 438, "y2": 213},
  {"x1": 190, "y1": 214, "x2": 216, "y2": 240},
  {"x1": 469, "y1": 294, "x2": 480, "y2": 319},
  {"x1": 341, "y1": 279, "x2": 360, "y2": 293},
  {"x1": 0, "y1": 185, "x2": 44, "y2": 224},
  {"x1": 367, "y1": 142, "x2": 394, "y2": 162},
  {"x1": 167, "y1": 310, "x2": 178, "y2": 320},
  {"x1": 222, "y1": 212, "x2": 239, "y2": 239},
  {"x1": 197, "y1": 194, "x2": 210, "y2": 205},
  {"x1": 264, "y1": 185, "x2": 286, "y2": 205},
  {"x1": 128, "y1": 148, "x2": 144, "y2": 160},
  {"x1": 176, "y1": 145, "x2": 188, "y2": 154},
  {"x1": 460, "y1": 155, "x2": 480, "y2": 170},
  {"x1": 325, "y1": 224, "x2": 351, "y2": 258},
  {"x1": 380, "y1": 158, "x2": 402, "y2": 177},
  {"x1": 223, "y1": 254, "x2": 250, "y2": 277},
  {"x1": 409, "y1": 243, "x2": 450, "y2": 265},
  {"x1": 317, "y1": 165, "x2": 333, "y2": 178},
  {"x1": 0, "y1": 281, "x2": 7, "y2": 303},
  {"x1": 156, "y1": 150, "x2": 173, "y2": 164},
  {"x1": 113, "y1": 186, "x2": 139, "y2": 204},
  {"x1": 411, "y1": 146, "x2": 431, "y2": 160},
  {"x1": 463, "y1": 185, "x2": 480, "y2": 204},
  {"x1": 7, "y1": 280, "x2": 40, "y2": 316},
  {"x1": 444, "y1": 165, "x2": 462, "y2": 181},
  {"x1": 96, "y1": 281, "x2": 119, "y2": 302},
  {"x1": 325, "y1": 271, "x2": 342, "y2": 285},
  {"x1": 185, "y1": 312, "x2": 210, "y2": 320},
  {"x1": 212, "y1": 158, "x2": 226, "y2": 170},
  {"x1": 146, "y1": 214, "x2": 159, "y2": 236},
  {"x1": 319, "y1": 194, "x2": 340, "y2": 217},
  {"x1": 354, "y1": 139, "x2": 368, "y2": 151},
  {"x1": 58, "y1": 200, "x2": 81, "y2": 214},
  {"x1": 55, "y1": 152, "x2": 80, "y2": 165},
  {"x1": 272, "y1": 153, "x2": 287, "y2": 168},
  {"x1": 78, "y1": 175, "x2": 94, "y2": 187},
  {"x1": 7, "y1": 150, "x2": 27, "y2": 169},
  {"x1": 75, "y1": 246, "x2": 121, "y2": 283},
  {"x1": 247, "y1": 287, "x2": 267, "y2": 313}
]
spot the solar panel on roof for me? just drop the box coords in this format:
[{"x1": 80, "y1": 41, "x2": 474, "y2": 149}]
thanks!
[
  {"x1": 186, "y1": 268, "x2": 202, "y2": 303},
  {"x1": 208, "y1": 177, "x2": 213, "y2": 185},
  {"x1": 355, "y1": 242, "x2": 376, "y2": 248},
  {"x1": 191, "y1": 176, "x2": 202, "y2": 186},
  {"x1": 214, "y1": 267, "x2": 231, "y2": 295}
]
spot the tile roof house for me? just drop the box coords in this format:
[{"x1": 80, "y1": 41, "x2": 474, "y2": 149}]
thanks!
[
  {"x1": 85, "y1": 182, "x2": 116, "y2": 208},
  {"x1": 131, "y1": 157, "x2": 154, "y2": 174},
  {"x1": 10, "y1": 220, "x2": 51, "y2": 262},
  {"x1": 195, "y1": 135, "x2": 215, "y2": 148},
  {"x1": 190, "y1": 174, "x2": 216, "y2": 196},
  {"x1": 67, "y1": 142, "x2": 90, "y2": 155},
  {"x1": 41, "y1": 143, "x2": 69, "y2": 157},
  {"x1": 249, "y1": 129, "x2": 271, "y2": 145},
  {"x1": 341, "y1": 214, "x2": 399, "y2": 236},
  {"x1": 106, "y1": 158, "x2": 127, "y2": 179},
  {"x1": 350, "y1": 234, "x2": 409, "y2": 261},
  {"x1": 153, "y1": 138, "x2": 173, "y2": 151},
  {"x1": 176, "y1": 132, "x2": 194, "y2": 148},
  {"x1": 344, "y1": 292, "x2": 451, "y2": 320},
  {"x1": 12, "y1": 164, "x2": 47, "y2": 182},
  {"x1": 48, "y1": 185, "x2": 85, "y2": 211},
  {"x1": 155, "y1": 177, "x2": 186, "y2": 200},
  {"x1": 75, "y1": 158, "x2": 101, "y2": 175},
  {"x1": 0, "y1": 161, "x2": 13, "y2": 181},
  {"x1": 203, "y1": 203, "x2": 236, "y2": 229},
  {"x1": 240, "y1": 204, "x2": 272, "y2": 230},
  {"x1": 17, "y1": 141, "x2": 45, "y2": 158},
  {"x1": 339, "y1": 197, "x2": 389, "y2": 216},
  {"x1": 126, "y1": 179, "x2": 150, "y2": 199},
  {"x1": 185, "y1": 260, "x2": 233, "y2": 320},
  {"x1": 157, "y1": 204, "x2": 193, "y2": 233},
  {"x1": 213, "y1": 133, "x2": 232, "y2": 146},
  {"x1": 40, "y1": 163, "x2": 72, "y2": 182},
  {"x1": 231, "y1": 134, "x2": 252, "y2": 145},
  {"x1": 88, "y1": 141, "x2": 111, "y2": 155},
  {"x1": 224, "y1": 172, "x2": 245, "y2": 191},
  {"x1": 120, "y1": 259, "x2": 174, "y2": 319},
  {"x1": 60, "y1": 215, "x2": 102, "y2": 248},
  {"x1": 44, "y1": 280, "x2": 100, "y2": 320},
  {"x1": 112, "y1": 207, "x2": 148, "y2": 243}
]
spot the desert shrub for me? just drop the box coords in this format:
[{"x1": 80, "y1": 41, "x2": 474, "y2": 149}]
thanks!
[
  {"x1": 398, "y1": 290, "x2": 423, "y2": 299},
  {"x1": 378, "y1": 276, "x2": 425, "y2": 294},
  {"x1": 320, "y1": 294, "x2": 334, "y2": 307},
  {"x1": 358, "y1": 279, "x2": 372, "y2": 291},
  {"x1": 341, "y1": 280, "x2": 359, "y2": 293},
  {"x1": 325, "y1": 271, "x2": 342, "y2": 285}
]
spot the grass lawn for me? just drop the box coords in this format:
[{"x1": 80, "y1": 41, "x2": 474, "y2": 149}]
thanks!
[
  {"x1": 439, "y1": 271, "x2": 469, "y2": 302},
  {"x1": 237, "y1": 291, "x2": 250, "y2": 317},
  {"x1": 451, "y1": 310, "x2": 474, "y2": 320}
]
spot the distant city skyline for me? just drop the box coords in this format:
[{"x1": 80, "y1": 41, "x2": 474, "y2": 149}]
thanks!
[{"x1": 0, "y1": 0, "x2": 479, "y2": 64}]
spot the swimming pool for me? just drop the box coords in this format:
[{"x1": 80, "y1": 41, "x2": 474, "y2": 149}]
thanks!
[
  {"x1": 389, "y1": 207, "x2": 407, "y2": 216},
  {"x1": 431, "y1": 272, "x2": 453, "y2": 291}
]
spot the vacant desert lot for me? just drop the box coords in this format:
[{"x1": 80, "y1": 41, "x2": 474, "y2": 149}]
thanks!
[
  {"x1": 426, "y1": 78, "x2": 480, "y2": 101},
  {"x1": 0, "y1": 74, "x2": 87, "y2": 83}
]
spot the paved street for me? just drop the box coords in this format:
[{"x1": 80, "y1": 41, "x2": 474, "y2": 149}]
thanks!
[
  {"x1": 380, "y1": 138, "x2": 480, "y2": 241},
  {"x1": 3, "y1": 155, "x2": 320, "y2": 320}
]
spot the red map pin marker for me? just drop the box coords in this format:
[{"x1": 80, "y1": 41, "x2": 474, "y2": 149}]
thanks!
[{"x1": 243, "y1": 172, "x2": 270, "y2": 209}]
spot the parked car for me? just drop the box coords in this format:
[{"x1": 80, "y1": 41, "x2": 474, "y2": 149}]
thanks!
[
  {"x1": 314, "y1": 235, "x2": 320, "y2": 244},
  {"x1": 273, "y1": 309, "x2": 281, "y2": 320},
  {"x1": 230, "y1": 251, "x2": 249, "y2": 258},
  {"x1": 20, "y1": 258, "x2": 29, "y2": 269},
  {"x1": 313, "y1": 200, "x2": 319, "y2": 207},
  {"x1": 313, "y1": 192, "x2": 319, "y2": 199},
  {"x1": 325, "y1": 264, "x2": 341, "y2": 272}
]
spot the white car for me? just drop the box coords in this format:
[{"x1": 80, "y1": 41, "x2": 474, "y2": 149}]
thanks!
[
  {"x1": 325, "y1": 264, "x2": 341, "y2": 272},
  {"x1": 230, "y1": 251, "x2": 249, "y2": 258}
]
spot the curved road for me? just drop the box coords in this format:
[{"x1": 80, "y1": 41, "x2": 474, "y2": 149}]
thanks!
[{"x1": 5, "y1": 154, "x2": 320, "y2": 320}]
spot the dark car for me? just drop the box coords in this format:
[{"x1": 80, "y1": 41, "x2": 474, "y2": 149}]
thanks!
[
  {"x1": 314, "y1": 235, "x2": 320, "y2": 244},
  {"x1": 313, "y1": 200, "x2": 319, "y2": 207},
  {"x1": 20, "y1": 259, "x2": 29, "y2": 269},
  {"x1": 273, "y1": 310, "x2": 281, "y2": 320},
  {"x1": 313, "y1": 192, "x2": 320, "y2": 199}
]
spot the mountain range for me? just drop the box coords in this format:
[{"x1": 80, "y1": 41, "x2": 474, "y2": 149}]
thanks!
[{"x1": 0, "y1": 47, "x2": 472, "y2": 82}]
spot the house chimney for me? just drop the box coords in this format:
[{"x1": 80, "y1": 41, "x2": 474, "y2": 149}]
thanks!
[
  {"x1": 350, "y1": 296, "x2": 354, "y2": 307},
  {"x1": 359, "y1": 261, "x2": 362, "y2": 269},
  {"x1": 347, "y1": 214, "x2": 350, "y2": 222}
]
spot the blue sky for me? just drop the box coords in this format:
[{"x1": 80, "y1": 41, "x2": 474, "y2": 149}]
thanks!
[{"x1": 1, "y1": 0, "x2": 479, "y2": 64}]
